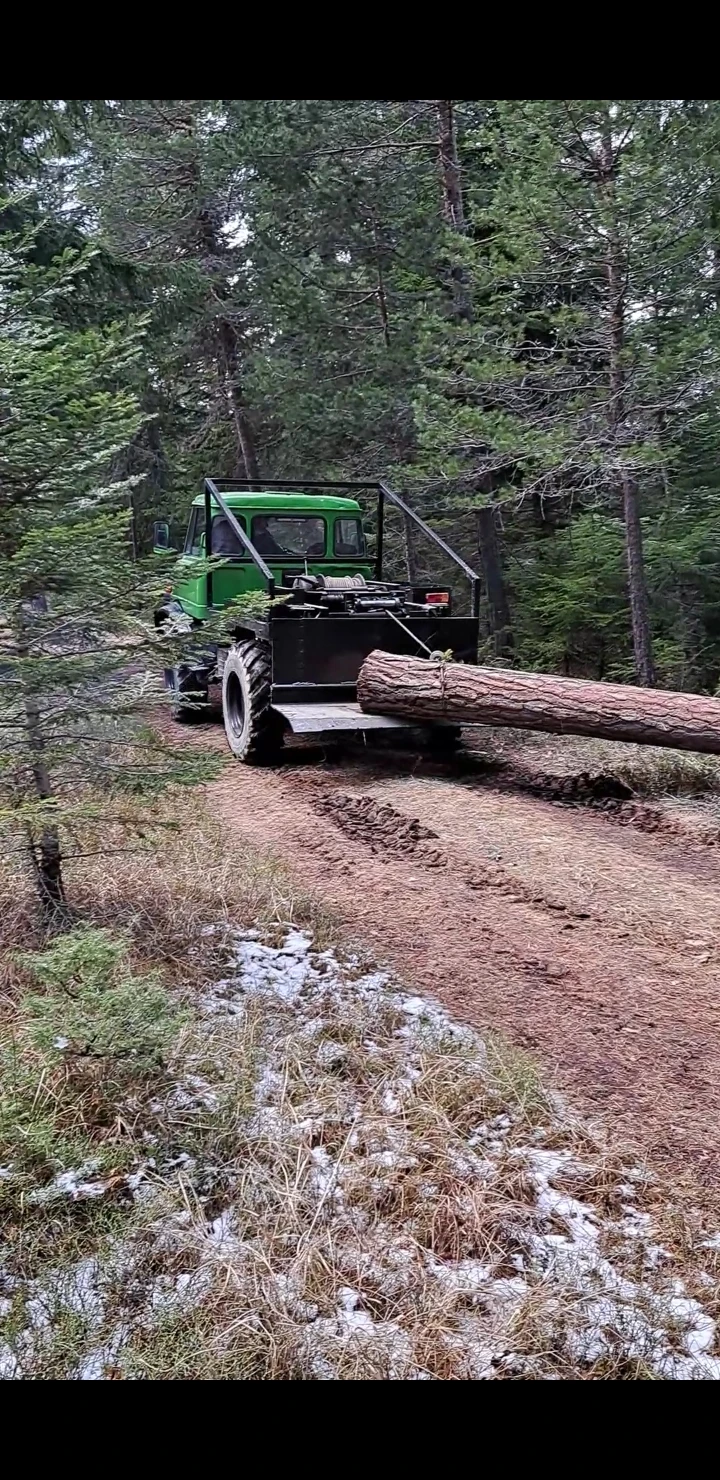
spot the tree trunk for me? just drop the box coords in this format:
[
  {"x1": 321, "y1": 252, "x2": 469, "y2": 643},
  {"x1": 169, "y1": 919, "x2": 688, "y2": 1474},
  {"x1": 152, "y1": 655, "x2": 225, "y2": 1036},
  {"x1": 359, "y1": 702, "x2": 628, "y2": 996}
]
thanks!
[
  {"x1": 436, "y1": 99, "x2": 512, "y2": 644},
  {"x1": 15, "y1": 603, "x2": 68, "y2": 922},
  {"x1": 436, "y1": 100, "x2": 466, "y2": 231},
  {"x1": 372, "y1": 211, "x2": 392, "y2": 350},
  {"x1": 24, "y1": 691, "x2": 67, "y2": 921},
  {"x1": 358, "y1": 650, "x2": 720, "y2": 754},
  {"x1": 217, "y1": 318, "x2": 260, "y2": 485},
  {"x1": 622, "y1": 476, "x2": 655, "y2": 686},
  {"x1": 402, "y1": 514, "x2": 420, "y2": 583},
  {"x1": 599, "y1": 119, "x2": 655, "y2": 687},
  {"x1": 193, "y1": 183, "x2": 260, "y2": 487},
  {"x1": 477, "y1": 506, "x2": 513, "y2": 656},
  {"x1": 435, "y1": 99, "x2": 471, "y2": 322}
]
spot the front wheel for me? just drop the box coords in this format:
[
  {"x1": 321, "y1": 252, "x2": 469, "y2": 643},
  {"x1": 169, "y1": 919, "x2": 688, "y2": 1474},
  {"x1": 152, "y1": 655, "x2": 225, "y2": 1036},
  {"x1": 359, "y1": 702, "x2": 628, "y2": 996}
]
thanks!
[{"x1": 221, "y1": 640, "x2": 282, "y2": 763}]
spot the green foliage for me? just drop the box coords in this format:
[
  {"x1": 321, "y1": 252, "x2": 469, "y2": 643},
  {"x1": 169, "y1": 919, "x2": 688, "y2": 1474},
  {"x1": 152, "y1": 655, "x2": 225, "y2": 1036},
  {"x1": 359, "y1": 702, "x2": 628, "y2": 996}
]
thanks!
[
  {"x1": 512, "y1": 514, "x2": 630, "y2": 678},
  {"x1": 0, "y1": 207, "x2": 211, "y2": 916},
  {"x1": 20, "y1": 926, "x2": 183, "y2": 1065},
  {"x1": 0, "y1": 926, "x2": 182, "y2": 1217},
  {"x1": 0, "y1": 1042, "x2": 101, "y2": 1199},
  {"x1": 5, "y1": 98, "x2": 720, "y2": 765}
]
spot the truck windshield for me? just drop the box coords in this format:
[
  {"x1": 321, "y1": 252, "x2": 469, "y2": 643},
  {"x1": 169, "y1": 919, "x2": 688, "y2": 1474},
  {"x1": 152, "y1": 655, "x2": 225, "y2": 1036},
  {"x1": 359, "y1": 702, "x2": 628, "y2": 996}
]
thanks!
[{"x1": 251, "y1": 515, "x2": 326, "y2": 558}]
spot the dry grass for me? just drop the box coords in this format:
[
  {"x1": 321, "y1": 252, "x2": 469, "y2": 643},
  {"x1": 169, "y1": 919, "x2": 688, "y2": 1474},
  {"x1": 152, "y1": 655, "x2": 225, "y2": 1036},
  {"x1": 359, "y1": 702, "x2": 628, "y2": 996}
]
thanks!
[
  {"x1": 0, "y1": 792, "x2": 336, "y2": 1006},
  {"x1": 467, "y1": 725, "x2": 720, "y2": 798},
  {"x1": 2, "y1": 786, "x2": 720, "y2": 1381},
  {"x1": 106, "y1": 930, "x2": 720, "y2": 1381}
]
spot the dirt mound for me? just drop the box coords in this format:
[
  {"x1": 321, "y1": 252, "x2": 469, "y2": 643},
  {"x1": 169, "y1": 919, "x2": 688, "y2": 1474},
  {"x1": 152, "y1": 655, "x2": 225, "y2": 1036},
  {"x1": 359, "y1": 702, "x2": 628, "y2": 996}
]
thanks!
[{"x1": 311, "y1": 789, "x2": 447, "y2": 868}]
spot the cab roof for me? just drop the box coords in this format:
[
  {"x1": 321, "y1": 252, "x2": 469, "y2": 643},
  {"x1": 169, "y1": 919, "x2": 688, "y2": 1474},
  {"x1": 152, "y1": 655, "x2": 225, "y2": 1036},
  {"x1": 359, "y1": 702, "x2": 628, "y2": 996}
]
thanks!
[{"x1": 191, "y1": 491, "x2": 363, "y2": 515}]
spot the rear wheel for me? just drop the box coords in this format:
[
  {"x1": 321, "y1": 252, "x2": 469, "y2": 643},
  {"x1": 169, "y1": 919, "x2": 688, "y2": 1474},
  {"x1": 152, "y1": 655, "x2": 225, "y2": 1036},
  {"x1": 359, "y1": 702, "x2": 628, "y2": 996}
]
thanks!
[
  {"x1": 222, "y1": 640, "x2": 282, "y2": 763},
  {"x1": 164, "y1": 664, "x2": 208, "y2": 723}
]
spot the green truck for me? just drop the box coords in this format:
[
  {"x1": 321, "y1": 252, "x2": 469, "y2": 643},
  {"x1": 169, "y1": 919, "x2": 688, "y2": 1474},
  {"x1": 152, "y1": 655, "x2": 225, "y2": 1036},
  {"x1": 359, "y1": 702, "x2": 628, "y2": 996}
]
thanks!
[{"x1": 154, "y1": 478, "x2": 481, "y2": 762}]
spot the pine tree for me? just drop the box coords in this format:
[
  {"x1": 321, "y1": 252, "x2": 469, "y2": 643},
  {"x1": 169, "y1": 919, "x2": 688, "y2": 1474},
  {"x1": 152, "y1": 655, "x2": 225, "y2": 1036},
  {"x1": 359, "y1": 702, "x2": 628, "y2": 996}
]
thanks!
[
  {"x1": 16, "y1": 97, "x2": 720, "y2": 695},
  {"x1": 413, "y1": 100, "x2": 720, "y2": 685},
  {"x1": 81, "y1": 100, "x2": 266, "y2": 491},
  {"x1": 0, "y1": 220, "x2": 201, "y2": 921}
]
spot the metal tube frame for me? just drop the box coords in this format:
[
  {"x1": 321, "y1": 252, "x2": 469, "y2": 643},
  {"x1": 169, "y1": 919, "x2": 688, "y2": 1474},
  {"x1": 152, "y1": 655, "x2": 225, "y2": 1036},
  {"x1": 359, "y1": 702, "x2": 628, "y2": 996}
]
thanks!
[
  {"x1": 204, "y1": 478, "x2": 276, "y2": 607},
  {"x1": 203, "y1": 477, "x2": 482, "y2": 618}
]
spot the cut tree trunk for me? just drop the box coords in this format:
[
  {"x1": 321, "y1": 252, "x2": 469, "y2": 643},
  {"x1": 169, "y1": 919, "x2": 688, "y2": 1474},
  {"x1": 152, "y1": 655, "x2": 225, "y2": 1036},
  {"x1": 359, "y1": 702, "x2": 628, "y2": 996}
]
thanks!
[{"x1": 358, "y1": 650, "x2": 720, "y2": 754}]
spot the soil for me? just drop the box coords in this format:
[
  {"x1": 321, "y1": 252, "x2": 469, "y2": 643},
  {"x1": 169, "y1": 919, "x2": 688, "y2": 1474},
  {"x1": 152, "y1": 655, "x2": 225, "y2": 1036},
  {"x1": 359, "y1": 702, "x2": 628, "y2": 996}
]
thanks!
[{"x1": 171, "y1": 716, "x2": 720, "y2": 1191}]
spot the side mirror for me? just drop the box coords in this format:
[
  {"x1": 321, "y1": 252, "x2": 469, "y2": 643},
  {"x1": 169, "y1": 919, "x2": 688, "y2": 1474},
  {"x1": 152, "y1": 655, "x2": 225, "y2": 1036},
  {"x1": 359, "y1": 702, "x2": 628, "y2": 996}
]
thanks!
[{"x1": 154, "y1": 520, "x2": 171, "y2": 551}]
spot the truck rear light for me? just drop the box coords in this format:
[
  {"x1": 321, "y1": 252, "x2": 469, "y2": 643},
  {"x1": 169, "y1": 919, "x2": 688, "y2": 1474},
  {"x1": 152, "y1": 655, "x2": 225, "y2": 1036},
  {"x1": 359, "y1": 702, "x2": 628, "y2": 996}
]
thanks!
[{"x1": 425, "y1": 592, "x2": 449, "y2": 605}]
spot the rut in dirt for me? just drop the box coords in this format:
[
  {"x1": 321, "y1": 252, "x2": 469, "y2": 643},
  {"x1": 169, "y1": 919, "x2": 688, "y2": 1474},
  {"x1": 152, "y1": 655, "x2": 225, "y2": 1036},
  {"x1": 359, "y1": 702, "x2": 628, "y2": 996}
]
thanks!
[{"x1": 169, "y1": 713, "x2": 720, "y2": 1196}]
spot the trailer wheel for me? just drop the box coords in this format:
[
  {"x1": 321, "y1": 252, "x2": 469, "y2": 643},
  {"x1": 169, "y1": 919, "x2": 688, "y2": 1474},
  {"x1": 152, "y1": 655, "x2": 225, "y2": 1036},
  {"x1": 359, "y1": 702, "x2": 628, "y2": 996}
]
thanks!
[{"x1": 222, "y1": 640, "x2": 282, "y2": 763}]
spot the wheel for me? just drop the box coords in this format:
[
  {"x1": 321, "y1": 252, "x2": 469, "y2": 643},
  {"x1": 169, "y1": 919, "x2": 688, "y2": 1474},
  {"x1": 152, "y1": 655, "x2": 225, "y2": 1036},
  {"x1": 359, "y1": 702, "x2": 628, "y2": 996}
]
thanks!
[
  {"x1": 221, "y1": 640, "x2": 282, "y2": 763},
  {"x1": 164, "y1": 664, "x2": 208, "y2": 723}
]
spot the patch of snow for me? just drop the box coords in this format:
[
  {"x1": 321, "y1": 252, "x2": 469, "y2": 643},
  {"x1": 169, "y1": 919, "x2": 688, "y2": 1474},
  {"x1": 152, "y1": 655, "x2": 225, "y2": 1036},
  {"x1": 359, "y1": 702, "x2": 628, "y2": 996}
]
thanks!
[
  {"x1": 166, "y1": 1074, "x2": 219, "y2": 1112},
  {"x1": 428, "y1": 1259, "x2": 491, "y2": 1297},
  {"x1": 0, "y1": 1344, "x2": 19, "y2": 1379},
  {"x1": 203, "y1": 1210, "x2": 244, "y2": 1260},
  {"x1": 28, "y1": 1161, "x2": 107, "y2": 1205}
]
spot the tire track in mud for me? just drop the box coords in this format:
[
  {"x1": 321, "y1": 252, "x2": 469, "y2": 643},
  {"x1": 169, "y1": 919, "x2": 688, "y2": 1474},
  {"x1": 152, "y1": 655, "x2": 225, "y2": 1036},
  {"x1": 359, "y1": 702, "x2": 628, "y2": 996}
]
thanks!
[{"x1": 307, "y1": 782, "x2": 592, "y2": 923}]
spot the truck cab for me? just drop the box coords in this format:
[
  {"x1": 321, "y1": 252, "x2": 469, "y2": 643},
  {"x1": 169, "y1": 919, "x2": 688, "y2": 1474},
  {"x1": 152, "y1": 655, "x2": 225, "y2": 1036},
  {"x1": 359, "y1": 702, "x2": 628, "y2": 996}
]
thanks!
[{"x1": 166, "y1": 492, "x2": 373, "y2": 620}]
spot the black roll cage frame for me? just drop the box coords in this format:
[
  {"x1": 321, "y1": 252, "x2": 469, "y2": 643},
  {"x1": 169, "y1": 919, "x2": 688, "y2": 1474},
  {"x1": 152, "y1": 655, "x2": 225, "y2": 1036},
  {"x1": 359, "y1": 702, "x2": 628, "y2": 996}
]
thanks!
[{"x1": 202, "y1": 477, "x2": 481, "y2": 618}]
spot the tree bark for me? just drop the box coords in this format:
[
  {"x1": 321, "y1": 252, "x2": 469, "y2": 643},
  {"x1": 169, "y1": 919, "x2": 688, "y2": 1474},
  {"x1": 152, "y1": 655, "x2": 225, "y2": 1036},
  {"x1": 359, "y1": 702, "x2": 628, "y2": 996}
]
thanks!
[
  {"x1": 372, "y1": 211, "x2": 392, "y2": 350},
  {"x1": 24, "y1": 705, "x2": 67, "y2": 923},
  {"x1": 435, "y1": 99, "x2": 512, "y2": 644},
  {"x1": 436, "y1": 100, "x2": 466, "y2": 232},
  {"x1": 402, "y1": 513, "x2": 420, "y2": 583},
  {"x1": 477, "y1": 506, "x2": 513, "y2": 656},
  {"x1": 193, "y1": 183, "x2": 260, "y2": 486},
  {"x1": 12, "y1": 600, "x2": 68, "y2": 923},
  {"x1": 217, "y1": 317, "x2": 260, "y2": 485},
  {"x1": 435, "y1": 99, "x2": 471, "y2": 322},
  {"x1": 622, "y1": 475, "x2": 655, "y2": 686},
  {"x1": 599, "y1": 119, "x2": 656, "y2": 687},
  {"x1": 358, "y1": 650, "x2": 720, "y2": 754}
]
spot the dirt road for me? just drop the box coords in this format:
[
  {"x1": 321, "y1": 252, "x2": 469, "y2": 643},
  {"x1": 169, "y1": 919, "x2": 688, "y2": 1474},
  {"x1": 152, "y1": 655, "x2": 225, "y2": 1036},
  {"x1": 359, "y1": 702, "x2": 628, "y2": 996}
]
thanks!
[{"x1": 182, "y1": 720, "x2": 720, "y2": 1189}]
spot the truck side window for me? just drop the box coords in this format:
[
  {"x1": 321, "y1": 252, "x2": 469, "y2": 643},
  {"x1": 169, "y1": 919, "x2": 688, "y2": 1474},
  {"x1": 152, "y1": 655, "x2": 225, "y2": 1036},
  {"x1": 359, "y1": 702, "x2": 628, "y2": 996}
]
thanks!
[
  {"x1": 211, "y1": 513, "x2": 246, "y2": 556},
  {"x1": 184, "y1": 509, "x2": 202, "y2": 555},
  {"x1": 334, "y1": 518, "x2": 365, "y2": 557}
]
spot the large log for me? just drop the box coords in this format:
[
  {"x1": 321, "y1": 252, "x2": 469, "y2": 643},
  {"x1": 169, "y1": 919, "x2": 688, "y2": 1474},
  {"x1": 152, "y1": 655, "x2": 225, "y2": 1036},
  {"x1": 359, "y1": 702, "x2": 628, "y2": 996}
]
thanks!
[{"x1": 357, "y1": 650, "x2": 720, "y2": 754}]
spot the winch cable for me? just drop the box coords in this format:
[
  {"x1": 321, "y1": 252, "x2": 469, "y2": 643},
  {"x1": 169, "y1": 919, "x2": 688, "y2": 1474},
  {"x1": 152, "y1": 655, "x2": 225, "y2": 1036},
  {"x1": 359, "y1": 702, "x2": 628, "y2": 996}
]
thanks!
[{"x1": 385, "y1": 608, "x2": 434, "y2": 656}]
